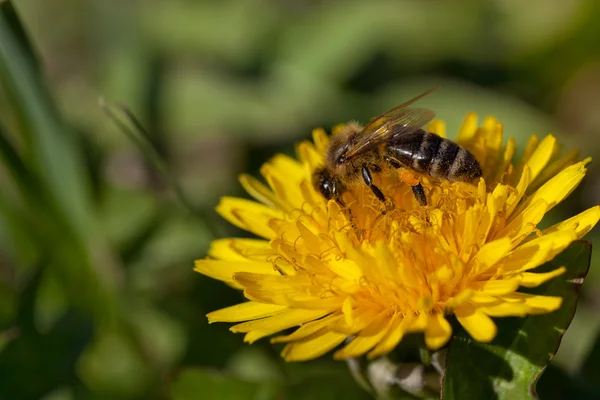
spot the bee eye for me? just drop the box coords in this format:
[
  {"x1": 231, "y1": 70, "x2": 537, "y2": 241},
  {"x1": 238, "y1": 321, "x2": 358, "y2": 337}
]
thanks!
[{"x1": 319, "y1": 178, "x2": 333, "y2": 199}]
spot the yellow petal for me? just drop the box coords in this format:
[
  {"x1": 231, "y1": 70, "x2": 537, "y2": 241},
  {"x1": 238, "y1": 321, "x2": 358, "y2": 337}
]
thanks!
[
  {"x1": 216, "y1": 197, "x2": 281, "y2": 238},
  {"x1": 491, "y1": 137, "x2": 515, "y2": 183},
  {"x1": 230, "y1": 308, "x2": 332, "y2": 333},
  {"x1": 499, "y1": 230, "x2": 577, "y2": 273},
  {"x1": 207, "y1": 238, "x2": 271, "y2": 261},
  {"x1": 474, "y1": 237, "x2": 513, "y2": 273},
  {"x1": 519, "y1": 267, "x2": 566, "y2": 288},
  {"x1": 457, "y1": 113, "x2": 478, "y2": 144},
  {"x1": 333, "y1": 312, "x2": 392, "y2": 359},
  {"x1": 261, "y1": 163, "x2": 304, "y2": 210},
  {"x1": 271, "y1": 313, "x2": 343, "y2": 343},
  {"x1": 335, "y1": 307, "x2": 382, "y2": 335},
  {"x1": 424, "y1": 313, "x2": 452, "y2": 350},
  {"x1": 296, "y1": 141, "x2": 324, "y2": 171},
  {"x1": 517, "y1": 162, "x2": 587, "y2": 215},
  {"x1": 282, "y1": 330, "x2": 348, "y2": 361},
  {"x1": 481, "y1": 117, "x2": 504, "y2": 172},
  {"x1": 518, "y1": 135, "x2": 540, "y2": 167},
  {"x1": 468, "y1": 292, "x2": 502, "y2": 305},
  {"x1": 494, "y1": 200, "x2": 547, "y2": 244},
  {"x1": 518, "y1": 293, "x2": 563, "y2": 312},
  {"x1": 479, "y1": 302, "x2": 531, "y2": 317},
  {"x1": 505, "y1": 166, "x2": 531, "y2": 218},
  {"x1": 407, "y1": 312, "x2": 428, "y2": 332},
  {"x1": 523, "y1": 135, "x2": 557, "y2": 183},
  {"x1": 480, "y1": 294, "x2": 563, "y2": 316},
  {"x1": 239, "y1": 174, "x2": 283, "y2": 210},
  {"x1": 367, "y1": 313, "x2": 415, "y2": 359},
  {"x1": 296, "y1": 221, "x2": 321, "y2": 254},
  {"x1": 529, "y1": 148, "x2": 580, "y2": 192},
  {"x1": 244, "y1": 329, "x2": 280, "y2": 344},
  {"x1": 312, "y1": 128, "x2": 329, "y2": 154},
  {"x1": 194, "y1": 259, "x2": 280, "y2": 288},
  {"x1": 428, "y1": 120, "x2": 446, "y2": 138},
  {"x1": 469, "y1": 279, "x2": 520, "y2": 295},
  {"x1": 375, "y1": 241, "x2": 403, "y2": 282},
  {"x1": 207, "y1": 302, "x2": 287, "y2": 323},
  {"x1": 540, "y1": 206, "x2": 600, "y2": 240},
  {"x1": 479, "y1": 184, "x2": 509, "y2": 240},
  {"x1": 455, "y1": 306, "x2": 497, "y2": 342},
  {"x1": 233, "y1": 272, "x2": 313, "y2": 305},
  {"x1": 328, "y1": 258, "x2": 363, "y2": 281}
]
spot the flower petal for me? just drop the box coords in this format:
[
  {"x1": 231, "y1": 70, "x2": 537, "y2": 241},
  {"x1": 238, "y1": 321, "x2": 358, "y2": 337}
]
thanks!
[
  {"x1": 368, "y1": 313, "x2": 415, "y2": 359},
  {"x1": 523, "y1": 135, "x2": 557, "y2": 183},
  {"x1": 428, "y1": 120, "x2": 446, "y2": 138},
  {"x1": 456, "y1": 306, "x2": 497, "y2": 342},
  {"x1": 474, "y1": 237, "x2": 513, "y2": 273},
  {"x1": 244, "y1": 329, "x2": 281, "y2": 344},
  {"x1": 529, "y1": 148, "x2": 580, "y2": 192},
  {"x1": 519, "y1": 267, "x2": 566, "y2": 288},
  {"x1": 333, "y1": 312, "x2": 392, "y2": 359},
  {"x1": 540, "y1": 206, "x2": 600, "y2": 239},
  {"x1": 271, "y1": 313, "x2": 343, "y2": 343},
  {"x1": 457, "y1": 113, "x2": 478, "y2": 144},
  {"x1": 207, "y1": 302, "x2": 287, "y2": 323},
  {"x1": 517, "y1": 161, "x2": 587, "y2": 215},
  {"x1": 480, "y1": 294, "x2": 562, "y2": 316},
  {"x1": 311, "y1": 128, "x2": 329, "y2": 153},
  {"x1": 494, "y1": 199, "x2": 547, "y2": 244},
  {"x1": 281, "y1": 329, "x2": 347, "y2": 361},
  {"x1": 207, "y1": 238, "x2": 271, "y2": 261},
  {"x1": 194, "y1": 260, "x2": 281, "y2": 288},
  {"x1": 239, "y1": 174, "x2": 283, "y2": 210},
  {"x1": 498, "y1": 230, "x2": 577, "y2": 273},
  {"x1": 216, "y1": 197, "x2": 281, "y2": 238},
  {"x1": 230, "y1": 308, "x2": 332, "y2": 333},
  {"x1": 424, "y1": 313, "x2": 452, "y2": 350},
  {"x1": 469, "y1": 279, "x2": 520, "y2": 295}
]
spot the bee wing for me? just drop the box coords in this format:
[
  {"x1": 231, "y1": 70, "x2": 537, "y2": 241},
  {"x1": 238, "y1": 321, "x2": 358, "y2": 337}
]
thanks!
[{"x1": 344, "y1": 107, "x2": 436, "y2": 159}]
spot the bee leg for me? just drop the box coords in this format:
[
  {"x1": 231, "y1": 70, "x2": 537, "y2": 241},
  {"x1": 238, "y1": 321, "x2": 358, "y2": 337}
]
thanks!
[
  {"x1": 335, "y1": 198, "x2": 353, "y2": 218},
  {"x1": 361, "y1": 164, "x2": 386, "y2": 203},
  {"x1": 335, "y1": 197, "x2": 359, "y2": 230},
  {"x1": 411, "y1": 183, "x2": 427, "y2": 207}
]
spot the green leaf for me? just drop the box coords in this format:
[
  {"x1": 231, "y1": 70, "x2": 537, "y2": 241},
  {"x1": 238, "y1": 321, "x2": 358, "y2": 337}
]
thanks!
[
  {"x1": 169, "y1": 368, "x2": 283, "y2": 400},
  {"x1": 0, "y1": 1, "x2": 93, "y2": 237},
  {"x1": 442, "y1": 240, "x2": 592, "y2": 400}
]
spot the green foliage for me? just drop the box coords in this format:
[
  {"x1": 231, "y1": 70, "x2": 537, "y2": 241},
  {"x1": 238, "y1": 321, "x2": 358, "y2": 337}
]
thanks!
[{"x1": 0, "y1": 0, "x2": 599, "y2": 399}]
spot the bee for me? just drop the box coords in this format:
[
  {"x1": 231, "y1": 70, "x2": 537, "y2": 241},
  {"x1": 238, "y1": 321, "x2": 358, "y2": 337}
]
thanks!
[{"x1": 312, "y1": 87, "x2": 482, "y2": 209}]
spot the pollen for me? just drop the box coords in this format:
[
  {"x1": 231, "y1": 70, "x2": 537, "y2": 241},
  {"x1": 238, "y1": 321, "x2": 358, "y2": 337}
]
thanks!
[{"x1": 195, "y1": 116, "x2": 600, "y2": 362}]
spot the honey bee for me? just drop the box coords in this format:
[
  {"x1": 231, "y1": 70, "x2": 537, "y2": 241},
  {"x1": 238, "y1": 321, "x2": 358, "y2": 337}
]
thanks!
[{"x1": 312, "y1": 87, "x2": 482, "y2": 208}]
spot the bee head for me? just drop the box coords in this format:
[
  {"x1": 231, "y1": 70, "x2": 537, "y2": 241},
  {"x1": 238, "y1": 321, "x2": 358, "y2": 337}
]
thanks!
[{"x1": 313, "y1": 167, "x2": 342, "y2": 200}]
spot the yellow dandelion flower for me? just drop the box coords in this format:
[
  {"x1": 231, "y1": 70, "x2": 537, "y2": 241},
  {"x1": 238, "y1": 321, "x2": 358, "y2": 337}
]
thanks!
[{"x1": 195, "y1": 113, "x2": 600, "y2": 362}]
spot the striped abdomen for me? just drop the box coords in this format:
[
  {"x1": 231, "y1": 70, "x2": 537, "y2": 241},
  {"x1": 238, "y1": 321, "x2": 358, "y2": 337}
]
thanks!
[{"x1": 387, "y1": 129, "x2": 482, "y2": 182}]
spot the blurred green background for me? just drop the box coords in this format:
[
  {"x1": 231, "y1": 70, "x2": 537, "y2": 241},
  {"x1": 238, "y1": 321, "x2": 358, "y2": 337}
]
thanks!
[{"x1": 1, "y1": 0, "x2": 600, "y2": 399}]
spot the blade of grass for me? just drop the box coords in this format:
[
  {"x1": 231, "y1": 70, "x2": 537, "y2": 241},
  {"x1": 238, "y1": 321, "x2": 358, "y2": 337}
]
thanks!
[
  {"x1": 0, "y1": 1, "x2": 93, "y2": 238},
  {"x1": 0, "y1": 3, "x2": 118, "y2": 324},
  {"x1": 100, "y1": 98, "x2": 218, "y2": 238}
]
